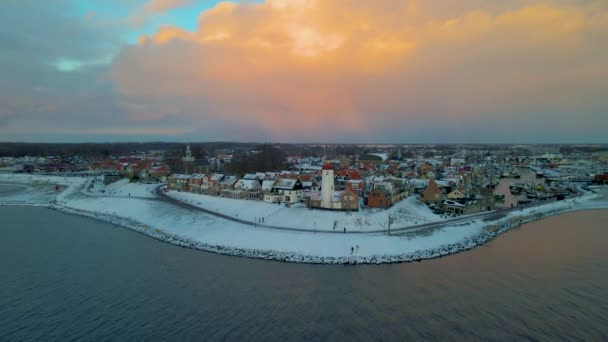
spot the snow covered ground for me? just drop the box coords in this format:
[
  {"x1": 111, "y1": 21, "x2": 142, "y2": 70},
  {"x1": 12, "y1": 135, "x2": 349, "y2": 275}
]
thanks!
[
  {"x1": 167, "y1": 190, "x2": 440, "y2": 232},
  {"x1": 85, "y1": 177, "x2": 158, "y2": 199},
  {"x1": 2, "y1": 174, "x2": 608, "y2": 264}
]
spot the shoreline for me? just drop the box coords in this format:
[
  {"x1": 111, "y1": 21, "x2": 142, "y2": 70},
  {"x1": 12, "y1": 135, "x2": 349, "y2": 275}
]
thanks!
[
  {"x1": 2, "y1": 199, "x2": 604, "y2": 265},
  {"x1": 1, "y1": 174, "x2": 606, "y2": 265}
]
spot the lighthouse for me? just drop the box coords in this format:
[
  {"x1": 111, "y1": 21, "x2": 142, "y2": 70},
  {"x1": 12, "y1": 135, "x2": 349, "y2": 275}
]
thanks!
[{"x1": 321, "y1": 162, "x2": 334, "y2": 208}]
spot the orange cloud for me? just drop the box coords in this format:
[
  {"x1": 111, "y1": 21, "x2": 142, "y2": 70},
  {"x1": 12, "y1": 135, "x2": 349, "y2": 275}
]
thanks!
[
  {"x1": 143, "y1": 0, "x2": 194, "y2": 15},
  {"x1": 112, "y1": 0, "x2": 608, "y2": 141}
]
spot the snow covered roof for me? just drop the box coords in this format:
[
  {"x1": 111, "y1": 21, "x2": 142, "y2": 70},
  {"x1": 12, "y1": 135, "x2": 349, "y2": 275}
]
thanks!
[
  {"x1": 443, "y1": 200, "x2": 464, "y2": 207},
  {"x1": 220, "y1": 176, "x2": 237, "y2": 185},
  {"x1": 302, "y1": 181, "x2": 314, "y2": 188},
  {"x1": 371, "y1": 153, "x2": 389, "y2": 161},
  {"x1": 210, "y1": 174, "x2": 224, "y2": 181},
  {"x1": 235, "y1": 178, "x2": 259, "y2": 190},
  {"x1": 434, "y1": 180, "x2": 454, "y2": 187},
  {"x1": 169, "y1": 174, "x2": 190, "y2": 180},
  {"x1": 411, "y1": 178, "x2": 430, "y2": 188},
  {"x1": 273, "y1": 178, "x2": 297, "y2": 189},
  {"x1": 262, "y1": 179, "x2": 275, "y2": 191}
]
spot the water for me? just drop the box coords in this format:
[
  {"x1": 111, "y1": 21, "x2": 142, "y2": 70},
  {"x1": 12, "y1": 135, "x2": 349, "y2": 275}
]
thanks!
[
  {"x1": 1, "y1": 206, "x2": 607, "y2": 340},
  {"x1": 494, "y1": 167, "x2": 537, "y2": 208}
]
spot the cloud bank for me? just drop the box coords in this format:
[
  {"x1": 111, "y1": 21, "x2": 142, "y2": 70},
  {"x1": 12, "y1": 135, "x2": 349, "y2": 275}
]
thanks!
[{"x1": 2, "y1": 0, "x2": 608, "y2": 142}]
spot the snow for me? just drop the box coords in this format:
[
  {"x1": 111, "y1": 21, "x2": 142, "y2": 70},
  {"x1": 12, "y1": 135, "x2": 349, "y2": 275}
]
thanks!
[
  {"x1": 371, "y1": 153, "x2": 389, "y2": 161},
  {"x1": 167, "y1": 191, "x2": 440, "y2": 232},
  {"x1": 2, "y1": 173, "x2": 608, "y2": 264},
  {"x1": 85, "y1": 177, "x2": 159, "y2": 198}
]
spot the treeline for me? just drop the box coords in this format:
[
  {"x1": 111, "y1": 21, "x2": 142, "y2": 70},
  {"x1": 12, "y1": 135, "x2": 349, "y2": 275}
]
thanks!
[
  {"x1": 225, "y1": 145, "x2": 285, "y2": 174},
  {"x1": 0, "y1": 142, "x2": 252, "y2": 158}
]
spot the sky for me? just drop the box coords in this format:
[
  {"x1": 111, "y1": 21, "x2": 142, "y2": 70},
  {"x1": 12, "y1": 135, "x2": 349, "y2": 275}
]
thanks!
[{"x1": 1, "y1": 0, "x2": 607, "y2": 143}]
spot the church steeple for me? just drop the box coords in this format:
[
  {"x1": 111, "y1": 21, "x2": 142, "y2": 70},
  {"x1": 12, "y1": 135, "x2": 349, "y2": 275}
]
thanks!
[
  {"x1": 183, "y1": 144, "x2": 195, "y2": 174},
  {"x1": 184, "y1": 144, "x2": 193, "y2": 160}
]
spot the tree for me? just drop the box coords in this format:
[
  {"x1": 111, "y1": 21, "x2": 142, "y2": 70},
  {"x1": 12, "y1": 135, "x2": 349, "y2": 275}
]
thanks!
[{"x1": 225, "y1": 144, "x2": 285, "y2": 174}]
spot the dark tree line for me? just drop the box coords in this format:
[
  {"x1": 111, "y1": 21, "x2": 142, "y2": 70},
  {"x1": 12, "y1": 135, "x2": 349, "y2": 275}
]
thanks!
[
  {"x1": 0, "y1": 142, "x2": 234, "y2": 158},
  {"x1": 225, "y1": 144, "x2": 285, "y2": 175}
]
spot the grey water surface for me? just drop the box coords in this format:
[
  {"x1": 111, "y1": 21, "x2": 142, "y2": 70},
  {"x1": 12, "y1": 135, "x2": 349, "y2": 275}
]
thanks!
[{"x1": 1, "y1": 206, "x2": 607, "y2": 341}]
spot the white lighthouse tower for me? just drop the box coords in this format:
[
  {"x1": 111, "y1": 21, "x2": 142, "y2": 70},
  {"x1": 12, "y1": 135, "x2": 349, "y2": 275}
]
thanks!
[{"x1": 321, "y1": 162, "x2": 334, "y2": 209}]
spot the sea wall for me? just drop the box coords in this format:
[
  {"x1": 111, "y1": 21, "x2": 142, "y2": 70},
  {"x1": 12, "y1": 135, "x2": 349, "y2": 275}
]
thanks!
[{"x1": 38, "y1": 201, "x2": 578, "y2": 265}]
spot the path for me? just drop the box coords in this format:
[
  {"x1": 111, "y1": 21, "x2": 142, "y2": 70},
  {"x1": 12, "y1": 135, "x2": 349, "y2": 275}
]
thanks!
[{"x1": 154, "y1": 185, "x2": 568, "y2": 235}]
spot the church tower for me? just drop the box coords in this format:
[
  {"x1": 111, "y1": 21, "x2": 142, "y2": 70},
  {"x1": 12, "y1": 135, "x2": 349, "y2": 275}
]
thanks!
[
  {"x1": 321, "y1": 162, "x2": 334, "y2": 209},
  {"x1": 183, "y1": 144, "x2": 195, "y2": 175}
]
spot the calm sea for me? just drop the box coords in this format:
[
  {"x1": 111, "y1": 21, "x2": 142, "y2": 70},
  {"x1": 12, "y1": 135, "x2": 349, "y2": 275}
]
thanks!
[{"x1": 1, "y1": 206, "x2": 607, "y2": 341}]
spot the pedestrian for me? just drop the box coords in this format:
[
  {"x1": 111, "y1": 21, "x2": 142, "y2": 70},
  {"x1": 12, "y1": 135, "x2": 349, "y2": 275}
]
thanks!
[
  {"x1": 351, "y1": 246, "x2": 354, "y2": 254},
  {"x1": 343, "y1": 228, "x2": 346, "y2": 233}
]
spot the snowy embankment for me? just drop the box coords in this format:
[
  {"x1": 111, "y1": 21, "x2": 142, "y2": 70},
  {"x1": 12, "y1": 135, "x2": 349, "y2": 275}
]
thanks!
[
  {"x1": 166, "y1": 190, "x2": 440, "y2": 232},
  {"x1": 84, "y1": 177, "x2": 158, "y2": 199},
  {"x1": 2, "y1": 173, "x2": 608, "y2": 264}
]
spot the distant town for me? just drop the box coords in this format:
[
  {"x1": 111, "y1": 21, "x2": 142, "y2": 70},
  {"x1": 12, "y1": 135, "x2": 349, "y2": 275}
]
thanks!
[{"x1": 1, "y1": 143, "x2": 607, "y2": 217}]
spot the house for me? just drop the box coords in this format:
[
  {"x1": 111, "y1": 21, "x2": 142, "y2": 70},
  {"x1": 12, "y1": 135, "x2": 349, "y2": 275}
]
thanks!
[
  {"x1": 469, "y1": 187, "x2": 496, "y2": 211},
  {"x1": 271, "y1": 177, "x2": 304, "y2": 204},
  {"x1": 232, "y1": 178, "x2": 263, "y2": 200},
  {"x1": 442, "y1": 199, "x2": 480, "y2": 215},
  {"x1": 261, "y1": 179, "x2": 276, "y2": 192},
  {"x1": 345, "y1": 179, "x2": 365, "y2": 196},
  {"x1": 593, "y1": 172, "x2": 608, "y2": 184},
  {"x1": 149, "y1": 165, "x2": 170, "y2": 182},
  {"x1": 420, "y1": 179, "x2": 444, "y2": 204},
  {"x1": 242, "y1": 174, "x2": 259, "y2": 180},
  {"x1": 167, "y1": 174, "x2": 190, "y2": 191},
  {"x1": 187, "y1": 174, "x2": 205, "y2": 193},
  {"x1": 417, "y1": 162, "x2": 433, "y2": 177},
  {"x1": 447, "y1": 187, "x2": 466, "y2": 200},
  {"x1": 296, "y1": 174, "x2": 318, "y2": 190},
  {"x1": 195, "y1": 159, "x2": 211, "y2": 174},
  {"x1": 219, "y1": 176, "x2": 238, "y2": 191},
  {"x1": 235, "y1": 178, "x2": 261, "y2": 191},
  {"x1": 368, "y1": 188, "x2": 391, "y2": 209},
  {"x1": 202, "y1": 173, "x2": 223, "y2": 194}
]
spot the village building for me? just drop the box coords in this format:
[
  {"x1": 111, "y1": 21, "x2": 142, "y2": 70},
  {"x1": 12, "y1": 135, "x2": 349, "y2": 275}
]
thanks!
[
  {"x1": 195, "y1": 159, "x2": 211, "y2": 174},
  {"x1": 335, "y1": 169, "x2": 363, "y2": 189},
  {"x1": 187, "y1": 174, "x2": 205, "y2": 193},
  {"x1": 442, "y1": 199, "x2": 480, "y2": 215},
  {"x1": 183, "y1": 144, "x2": 195, "y2": 175},
  {"x1": 167, "y1": 174, "x2": 190, "y2": 191},
  {"x1": 367, "y1": 188, "x2": 391, "y2": 209},
  {"x1": 420, "y1": 179, "x2": 444, "y2": 204},
  {"x1": 469, "y1": 187, "x2": 496, "y2": 211},
  {"x1": 345, "y1": 179, "x2": 364, "y2": 196},
  {"x1": 231, "y1": 178, "x2": 263, "y2": 200},
  {"x1": 306, "y1": 162, "x2": 359, "y2": 211},
  {"x1": 219, "y1": 176, "x2": 238, "y2": 192},
  {"x1": 270, "y1": 177, "x2": 304, "y2": 204},
  {"x1": 447, "y1": 187, "x2": 466, "y2": 200},
  {"x1": 202, "y1": 174, "x2": 223, "y2": 194}
]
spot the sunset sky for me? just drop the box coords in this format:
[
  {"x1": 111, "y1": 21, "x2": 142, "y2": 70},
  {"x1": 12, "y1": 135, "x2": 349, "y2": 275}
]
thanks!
[{"x1": 1, "y1": 0, "x2": 607, "y2": 143}]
